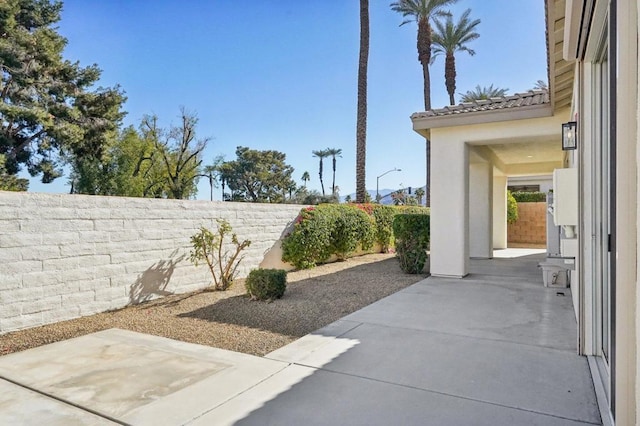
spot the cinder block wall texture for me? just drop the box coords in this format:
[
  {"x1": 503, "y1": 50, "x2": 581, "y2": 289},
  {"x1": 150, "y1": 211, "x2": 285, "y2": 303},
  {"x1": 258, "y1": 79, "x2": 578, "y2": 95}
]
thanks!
[
  {"x1": 507, "y1": 202, "x2": 547, "y2": 245},
  {"x1": 0, "y1": 191, "x2": 303, "y2": 334}
]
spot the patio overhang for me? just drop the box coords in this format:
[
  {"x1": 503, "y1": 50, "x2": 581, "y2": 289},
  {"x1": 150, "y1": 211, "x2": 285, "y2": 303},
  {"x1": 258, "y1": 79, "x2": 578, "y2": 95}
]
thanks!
[
  {"x1": 406, "y1": 0, "x2": 574, "y2": 279},
  {"x1": 412, "y1": 103, "x2": 553, "y2": 137}
]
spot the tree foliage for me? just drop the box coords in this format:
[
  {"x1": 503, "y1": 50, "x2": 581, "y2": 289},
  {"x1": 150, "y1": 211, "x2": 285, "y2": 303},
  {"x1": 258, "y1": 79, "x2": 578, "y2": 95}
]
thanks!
[
  {"x1": 70, "y1": 109, "x2": 209, "y2": 199},
  {"x1": 219, "y1": 146, "x2": 295, "y2": 203},
  {"x1": 0, "y1": 0, "x2": 126, "y2": 183},
  {"x1": 0, "y1": 153, "x2": 27, "y2": 190},
  {"x1": 432, "y1": 8, "x2": 480, "y2": 105},
  {"x1": 459, "y1": 84, "x2": 509, "y2": 102}
]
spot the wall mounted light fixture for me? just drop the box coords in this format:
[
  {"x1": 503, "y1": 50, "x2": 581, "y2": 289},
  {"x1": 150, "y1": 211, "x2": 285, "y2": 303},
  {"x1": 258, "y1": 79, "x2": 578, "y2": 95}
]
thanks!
[{"x1": 562, "y1": 121, "x2": 577, "y2": 150}]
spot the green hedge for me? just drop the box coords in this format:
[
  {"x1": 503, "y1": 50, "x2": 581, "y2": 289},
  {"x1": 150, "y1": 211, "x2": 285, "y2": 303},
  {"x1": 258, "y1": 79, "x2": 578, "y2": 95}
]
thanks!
[
  {"x1": 507, "y1": 190, "x2": 518, "y2": 224},
  {"x1": 393, "y1": 214, "x2": 430, "y2": 274},
  {"x1": 512, "y1": 191, "x2": 547, "y2": 203},
  {"x1": 282, "y1": 204, "x2": 429, "y2": 269}
]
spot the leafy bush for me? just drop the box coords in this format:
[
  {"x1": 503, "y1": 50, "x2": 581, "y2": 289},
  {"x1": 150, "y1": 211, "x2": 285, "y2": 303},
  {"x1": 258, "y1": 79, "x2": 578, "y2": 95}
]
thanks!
[
  {"x1": 512, "y1": 191, "x2": 547, "y2": 203},
  {"x1": 372, "y1": 205, "x2": 396, "y2": 252},
  {"x1": 245, "y1": 269, "x2": 287, "y2": 301},
  {"x1": 282, "y1": 204, "x2": 429, "y2": 269},
  {"x1": 393, "y1": 214, "x2": 430, "y2": 274},
  {"x1": 507, "y1": 190, "x2": 518, "y2": 224},
  {"x1": 282, "y1": 206, "x2": 334, "y2": 269},
  {"x1": 329, "y1": 205, "x2": 375, "y2": 260},
  {"x1": 189, "y1": 219, "x2": 251, "y2": 290}
]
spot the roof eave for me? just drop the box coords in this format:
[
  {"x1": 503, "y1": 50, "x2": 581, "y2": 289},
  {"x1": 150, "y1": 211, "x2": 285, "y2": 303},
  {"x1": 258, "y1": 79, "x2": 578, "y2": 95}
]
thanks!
[{"x1": 411, "y1": 103, "x2": 554, "y2": 137}]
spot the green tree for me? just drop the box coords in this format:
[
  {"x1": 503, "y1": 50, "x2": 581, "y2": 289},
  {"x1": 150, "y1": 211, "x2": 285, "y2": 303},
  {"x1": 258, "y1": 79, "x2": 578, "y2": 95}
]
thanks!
[
  {"x1": 533, "y1": 79, "x2": 548, "y2": 91},
  {"x1": 432, "y1": 9, "x2": 481, "y2": 105},
  {"x1": 312, "y1": 149, "x2": 330, "y2": 196},
  {"x1": 220, "y1": 146, "x2": 295, "y2": 203},
  {"x1": 70, "y1": 109, "x2": 208, "y2": 199},
  {"x1": 390, "y1": 0, "x2": 457, "y2": 208},
  {"x1": 0, "y1": 0, "x2": 126, "y2": 183},
  {"x1": 0, "y1": 154, "x2": 27, "y2": 191},
  {"x1": 326, "y1": 148, "x2": 342, "y2": 196},
  {"x1": 200, "y1": 156, "x2": 224, "y2": 201},
  {"x1": 390, "y1": 0, "x2": 457, "y2": 111},
  {"x1": 414, "y1": 187, "x2": 425, "y2": 205},
  {"x1": 301, "y1": 171, "x2": 310, "y2": 187},
  {"x1": 139, "y1": 109, "x2": 208, "y2": 199},
  {"x1": 69, "y1": 126, "x2": 154, "y2": 196},
  {"x1": 356, "y1": 0, "x2": 369, "y2": 203},
  {"x1": 459, "y1": 84, "x2": 509, "y2": 102}
]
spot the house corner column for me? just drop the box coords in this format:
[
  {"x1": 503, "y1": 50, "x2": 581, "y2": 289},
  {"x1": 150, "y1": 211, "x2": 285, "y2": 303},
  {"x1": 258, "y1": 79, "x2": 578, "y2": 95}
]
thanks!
[{"x1": 430, "y1": 140, "x2": 469, "y2": 277}]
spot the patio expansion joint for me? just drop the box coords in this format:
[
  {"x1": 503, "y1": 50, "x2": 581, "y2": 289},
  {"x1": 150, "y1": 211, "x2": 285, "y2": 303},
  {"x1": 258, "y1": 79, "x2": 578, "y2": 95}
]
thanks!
[
  {"x1": 186, "y1": 362, "x2": 292, "y2": 424},
  {"x1": 286, "y1": 367, "x2": 601, "y2": 426},
  {"x1": 350, "y1": 319, "x2": 579, "y2": 356},
  {"x1": 0, "y1": 376, "x2": 130, "y2": 426}
]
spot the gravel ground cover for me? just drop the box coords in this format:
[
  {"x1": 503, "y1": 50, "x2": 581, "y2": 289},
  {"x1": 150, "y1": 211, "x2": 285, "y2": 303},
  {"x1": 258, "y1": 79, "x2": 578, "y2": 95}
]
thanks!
[{"x1": 0, "y1": 253, "x2": 427, "y2": 357}]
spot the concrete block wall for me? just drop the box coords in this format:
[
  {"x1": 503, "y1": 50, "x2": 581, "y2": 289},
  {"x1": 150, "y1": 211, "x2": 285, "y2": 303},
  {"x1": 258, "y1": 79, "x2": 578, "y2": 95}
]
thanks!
[
  {"x1": 507, "y1": 202, "x2": 547, "y2": 245},
  {"x1": 0, "y1": 192, "x2": 303, "y2": 334}
]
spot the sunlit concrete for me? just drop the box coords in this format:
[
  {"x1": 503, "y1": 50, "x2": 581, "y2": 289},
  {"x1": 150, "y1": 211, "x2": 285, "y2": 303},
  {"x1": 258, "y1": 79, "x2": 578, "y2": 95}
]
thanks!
[{"x1": 0, "y1": 253, "x2": 600, "y2": 425}]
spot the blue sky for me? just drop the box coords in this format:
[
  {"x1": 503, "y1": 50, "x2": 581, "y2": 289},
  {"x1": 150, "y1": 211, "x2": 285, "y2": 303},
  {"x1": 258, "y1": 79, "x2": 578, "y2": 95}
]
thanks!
[{"x1": 26, "y1": 0, "x2": 547, "y2": 200}]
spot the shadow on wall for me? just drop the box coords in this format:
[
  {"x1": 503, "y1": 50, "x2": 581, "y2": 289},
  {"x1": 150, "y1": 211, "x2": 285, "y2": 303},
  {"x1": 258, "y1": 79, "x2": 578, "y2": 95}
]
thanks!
[
  {"x1": 259, "y1": 218, "x2": 297, "y2": 271},
  {"x1": 129, "y1": 250, "x2": 186, "y2": 304}
]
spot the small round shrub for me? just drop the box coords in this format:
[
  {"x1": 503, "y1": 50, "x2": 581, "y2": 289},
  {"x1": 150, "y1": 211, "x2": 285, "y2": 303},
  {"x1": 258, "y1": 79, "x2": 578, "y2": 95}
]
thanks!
[{"x1": 245, "y1": 269, "x2": 287, "y2": 301}]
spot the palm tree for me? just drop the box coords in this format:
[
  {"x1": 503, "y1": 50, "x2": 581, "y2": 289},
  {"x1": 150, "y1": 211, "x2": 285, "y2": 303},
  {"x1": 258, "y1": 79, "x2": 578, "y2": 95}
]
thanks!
[
  {"x1": 415, "y1": 187, "x2": 425, "y2": 205},
  {"x1": 356, "y1": 0, "x2": 369, "y2": 203},
  {"x1": 326, "y1": 148, "x2": 342, "y2": 196},
  {"x1": 533, "y1": 79, "x2": 548, "y2": 91},
  {"x1": 459, "y1": 84, "x2": 508, "y2": 102},
  {"x1": 312, "y1": 149, "x2": 329, "y2": 195},
  {"x1": 391, "y1": 0, "x2": 457, "y2": 208},
  {"x1": 432, "y1": 9, "x2": 480, "y2": 105},
  {"x1": 390, "y1": 0, "x2": 458, "y2": 111},
  {"x1": 301, "y1": 171, "x2": 310, "y2": 187}
]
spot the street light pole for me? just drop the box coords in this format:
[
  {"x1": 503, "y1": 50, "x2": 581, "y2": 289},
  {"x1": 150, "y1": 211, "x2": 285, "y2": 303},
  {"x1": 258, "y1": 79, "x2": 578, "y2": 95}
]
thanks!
[{"x1": 376, "y1": 168, "x2": 401, "y2": 202}]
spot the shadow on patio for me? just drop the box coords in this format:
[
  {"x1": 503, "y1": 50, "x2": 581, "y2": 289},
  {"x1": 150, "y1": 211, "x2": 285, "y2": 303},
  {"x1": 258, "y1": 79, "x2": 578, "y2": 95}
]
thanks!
[{"x1": 194, "y1": 251, "x2": 602, "y2": 425}]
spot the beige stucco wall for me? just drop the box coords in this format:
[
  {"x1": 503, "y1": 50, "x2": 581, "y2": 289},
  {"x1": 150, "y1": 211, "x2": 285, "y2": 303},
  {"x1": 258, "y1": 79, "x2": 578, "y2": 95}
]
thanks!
[{"x1": 0, "y1": 192, "x2": 303, "y2": 334}]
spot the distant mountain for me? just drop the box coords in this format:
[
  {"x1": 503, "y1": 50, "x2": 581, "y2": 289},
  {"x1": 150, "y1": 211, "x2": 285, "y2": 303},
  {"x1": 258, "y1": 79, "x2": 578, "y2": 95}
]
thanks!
[{"x1": 341, "y1": 186, "x2": 426, "y2": 206}]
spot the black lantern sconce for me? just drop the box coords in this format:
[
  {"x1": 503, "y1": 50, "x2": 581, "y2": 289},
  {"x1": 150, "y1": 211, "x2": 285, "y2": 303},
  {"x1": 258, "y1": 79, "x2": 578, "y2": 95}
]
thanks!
[{"x1": 562, "y1": 121, "x2": 577, "y2": 150}]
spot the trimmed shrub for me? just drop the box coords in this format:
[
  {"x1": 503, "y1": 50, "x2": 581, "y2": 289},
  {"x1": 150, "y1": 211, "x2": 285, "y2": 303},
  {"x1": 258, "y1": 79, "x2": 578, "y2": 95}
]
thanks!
[
  {"x1": 393, "y1": 214, "x2": 430, "y2": 274},
  {"x1": 245, "y1": 269, "x2": 287, "y2": 301},
  {"x1": 329, "y1": 205, "x2": 375, "y2": 260},
  {"x1": 372, "y1": 205, "x2": 396, "y2": 252},
  {"x1": 512, "y1": 191, "x2": 547, "y2": 203},
  {"x1": 282, "y1": 204, "x2": 429, "y2": 269},
  {"x1": 282, "y1": 204, "x2": 375, "y2": 268}
]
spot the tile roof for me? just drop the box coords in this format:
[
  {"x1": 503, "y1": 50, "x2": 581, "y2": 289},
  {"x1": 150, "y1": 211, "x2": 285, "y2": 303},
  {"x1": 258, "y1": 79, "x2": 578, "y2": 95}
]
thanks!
[{"x1": 411, "y1": 90, "x2": 550, "y2": 119}]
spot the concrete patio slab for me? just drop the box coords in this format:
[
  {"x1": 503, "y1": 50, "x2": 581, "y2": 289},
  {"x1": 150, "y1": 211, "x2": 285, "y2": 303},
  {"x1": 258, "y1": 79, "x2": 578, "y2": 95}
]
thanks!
[
  {"x1": 0, "y1": 378, "x2": 118, "y2": 425},
  {"x1": 0, "y1": 251, "x2": 600, "y2": 425},
  {"x1": 0, "y1": 329, "x2": 289, "y2": 426},
  {"x1": 270, "y1": 322, "x2": 599, "y2": 424},
  {"x1": 341, "y1": 272, "x2": 576, "y2": 352},
  {"x1": 199, "y1": 366, "x2": 593, "y2": 426}
]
